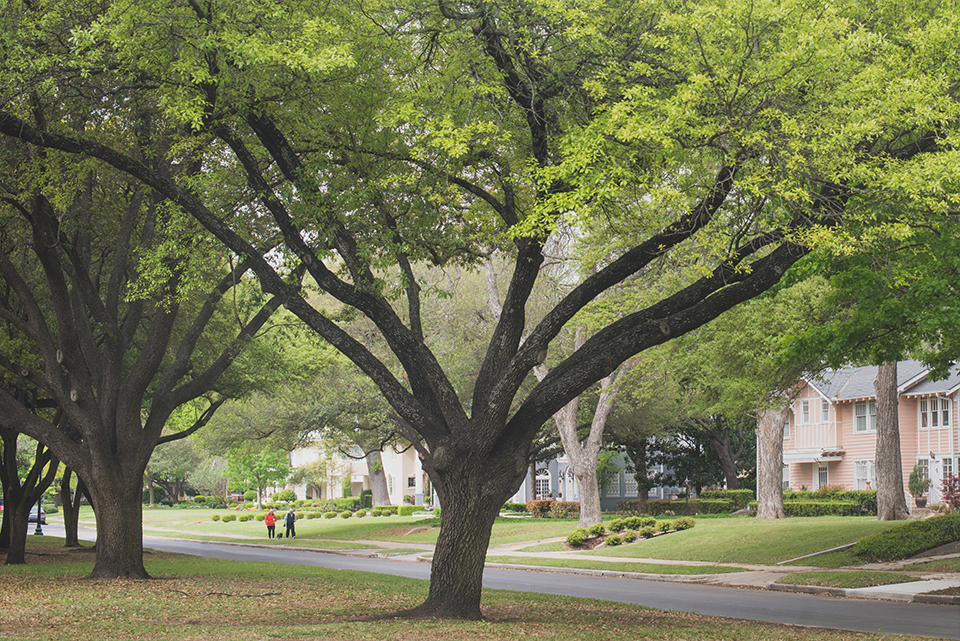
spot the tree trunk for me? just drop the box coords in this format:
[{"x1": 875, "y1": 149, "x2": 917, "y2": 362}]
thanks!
[
  {"x1": 756, "y1": 405, "x2": 788, "y2": 519},
  {"x1": 85, "y1": 465, "x2": 149, "y2": 579},
  {"x1": 702, "y1": 420, "x2": 741, "y2": 490},
  {"x1": 875, "y1": 361, "x2": 909, "y2": 521},
  {"x1": 145, "y1": 473, "x2": 156, "y2": 506},
  {"x1": 404, "y1": 454, "x2": 524, "y2": 620},
  {"x1": 59, "y1": 468, "x2": 84, "y2": 548},
  {"x1": 3, "y1": 501, "x2": 32, "y2": 565},
  {"x1": 366, "y1": 451, "x2": 391, "y2": 506}
]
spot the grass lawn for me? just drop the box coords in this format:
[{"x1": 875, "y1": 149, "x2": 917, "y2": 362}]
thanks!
[
  {"x1": 775, "y1": 571, "x2": 923, "y2": 589},
  {"x1": 585, "y1": 517, "x2": 904, "y2": 565},
  {"x1": 0, "y1": 538, "x2": 932, "y2": 641},
  {"x1": 485, "y1": 556, "x2": 750, "y2": 574}
]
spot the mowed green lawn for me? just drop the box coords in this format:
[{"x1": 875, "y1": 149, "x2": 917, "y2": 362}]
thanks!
[
  {"x1": 0, "y1": 537, "x2": 933, "y2": 641},
  {"x1": 584, "y1": 516, "x2": 904, "y2": 565}
]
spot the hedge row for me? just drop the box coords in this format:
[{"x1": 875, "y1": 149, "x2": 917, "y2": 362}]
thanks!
[
  {"x1": 525, "y1": 500, "x2": 580, "y2": 518},
  {"x1": 852, "y1": 514, "x2": 960, "y2": 561},
  {"x1": 698, "y1": 489, "x2": 754, "y2": 510}
]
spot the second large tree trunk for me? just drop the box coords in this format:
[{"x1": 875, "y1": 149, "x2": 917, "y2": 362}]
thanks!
[
  {"x1": 875, "y1": 361, "x2": 909, "y2": 521},
  {"x1": 366, "y1": 451, "x2": 391, "y2": 507},
  {"x1": 756, "y1": 404, "x2": 788, "y2": 519}
]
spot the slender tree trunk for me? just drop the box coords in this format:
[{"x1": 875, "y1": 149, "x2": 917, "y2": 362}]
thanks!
[
  {"x1": 59, "y1": 468, "x2": 84, "y2": 548},
  {"x1": 875, "y1": 361, "x2": 909, "y2": 520},
  {"x1": 85, "y1": 464, "x2": 149, "y2": 579},
  {"x1": 702, "y1": 419, "x2": 741, "y2": 490},
  {"x1": 145, "y1": 473, "x2": 156, "y2": 506},
  {"x1": 756, "y1": 405, "x2": 788, "y2": 519},
  {"x1": 366, "y1": 451, "x2": 391, "y2": 506}
]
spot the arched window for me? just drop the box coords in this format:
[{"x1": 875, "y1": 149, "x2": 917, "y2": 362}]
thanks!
[{"x1": 535, "y1": 467, "x2": 551, "y2": 500}]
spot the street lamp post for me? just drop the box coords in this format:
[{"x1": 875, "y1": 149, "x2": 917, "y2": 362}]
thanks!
[{"x1": 34, "y1": 497, "x2": 43, "y2": 535}]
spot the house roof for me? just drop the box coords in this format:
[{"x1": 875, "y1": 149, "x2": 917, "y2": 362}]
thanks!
[{"x1": 806, "y1": 360, "x2": 940, "y2": 403}]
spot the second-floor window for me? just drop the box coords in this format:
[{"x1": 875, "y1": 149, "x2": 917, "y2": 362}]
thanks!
[
  {"x1": 821, "y1": 399, "x2": 830, "y2": 422},
  {"x1": 920, "y1": 397, "x2": 950, "y2": 429},
  {"x1": 855, "y1": 401, "x2": 877, "y2": 433},
  {"x1": 801, "y1": 400, "x2": 810, "y2": 423}
]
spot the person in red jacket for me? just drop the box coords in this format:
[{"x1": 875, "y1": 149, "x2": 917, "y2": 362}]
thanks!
[{"x1": 265, "y1": 509, "x2": 277, "y2": 539}]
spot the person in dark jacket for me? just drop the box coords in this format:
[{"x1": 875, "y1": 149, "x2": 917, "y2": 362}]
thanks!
[{"x1": 284, "y1": 508, "x2": 297, "y2": 539}]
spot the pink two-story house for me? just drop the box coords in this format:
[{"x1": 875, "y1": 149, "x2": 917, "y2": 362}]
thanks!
[{"x1": 782, "y1": 360, "x2": 959, "y2": 504}]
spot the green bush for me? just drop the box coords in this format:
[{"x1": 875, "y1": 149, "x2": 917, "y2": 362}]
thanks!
[
  {"x1": 221, "y1": 514, "x2": 237, "y2": 523},
  {"x1": 621, "y1": 529, "x2": 638, "y2": 543},
  {"x1": 673, "y1": 516, "x2": 695, "y2": 530},
  {"x1": 550, "y1": 501, "x2": 580, "y2": 518},
  {"x1": 193, "y1": 495, "x2": 207, "y2": 504},
  {"x1": 566, "y1": 527, "x2": 590, "y2": 546},
  {"x1": 657, "y1": 520, "x2": 672, "y2": 532},
  {"x1": 852, "y1": 514, "x2": 960, "y2": 561},
  {"x1": 639, "y1": 525, "x2": 656, "y2": 538},
  {"x1": 272, "y1": 489, "x2": 297, "y2": 502},
  {"x1": 502, "y1": 502, "x2": 527, "y2": 512},
  {"x1": 785, "y1": 500, "x2": 859, "y2": 517},
  {"x1": 243, "y1": 490, "x2": 257, "y2": 501},
  {"x1": 255, "y1": 514, "x2": 266, "y2": 521},
  {"x1": 699, "y1": 489, "x2": 754, "y2": 510},
  {"x1": 605, "y1": 534, "x2": 623, "y2": 546},
  {"x1": 339, "y1": 510, "x2": 352, "y2": 519},
  {"x1": 696, "y1": 499, "x2": 735, "y2": 514},
  {"x1": 211, "y1": 514, "x2": 220, "y2": 521},
  {"x1": 377, "y1": 505, "x2": 399, "y2": 515},
  {"x1": 397, "y1": 505, "x2": 418, "y2": 517},
  {"x1": 360, "y1": 489, "x2": 373, "y2": 509},
  {"x1": 306, "y1": 511, "x2": 320, "y2": 519},
  {"x1": 332, "y1": 497, "x2": 361, "y2": 511},
  {"x1": 609, "y1": 518, "x2": 625, "y2": 532},
  {"x1": 371, "y1": 509, "x2": 383, "y2": 517},
  {"x1": 587, "y1": 523, "x2": 606, "y2": 538},
  {"x1": 238, "y1": 514, "x2": 252, "y2": 522},
  {"x1": 623, "y1": 516, "x2": 655, "y2": 530},
  {"x1": 323, "y1": 511, "x2": 337, "y2": 519},
  {"x1": 355, "y1": 509, "x2": 367, "y2": 518}
]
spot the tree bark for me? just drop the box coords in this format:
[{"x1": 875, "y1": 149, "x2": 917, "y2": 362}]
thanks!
[
  {"x1": 403, "y1": 450, "x2": 525, "y2": 620},
  {"x1": 366, "y1": 451, "x2": 391, "y2": 506},
  {"x1": 874, "y1": 361, "x2": 909, "y2": 520},
  {"x1": 756, "y1": 404, "x2": 788, "y2": 519},
  {"x1": 701, "y1": 418, "x2": 743, "y2": 490},
  {"x1": 84, "y1": 462, "x2": 149, "y2": 579},
  {"x1": 59, "y1": 468, "x2": 85, "y2": 548}
]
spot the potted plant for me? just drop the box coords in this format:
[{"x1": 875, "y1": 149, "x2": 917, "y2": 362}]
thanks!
[{"x1": 908, "y1": 462, "x2": 931, "y2": 508}]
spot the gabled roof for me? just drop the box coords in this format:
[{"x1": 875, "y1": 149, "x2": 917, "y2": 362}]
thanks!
[
  {"x1": 902, "y1": 367, "x2": 960, "y2": 397},
  {"x1": 806, "y1": 360, "x2": 938, "y2": 403}
]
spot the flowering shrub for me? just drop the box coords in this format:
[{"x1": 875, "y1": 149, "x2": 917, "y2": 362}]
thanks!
[{"x1": 941, "y1": 475, "x2": 960, "y2": 512}]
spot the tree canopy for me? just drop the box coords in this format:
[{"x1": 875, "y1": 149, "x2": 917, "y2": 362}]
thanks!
[{"x1": 2, "y1": 0, "x2": 959, "y2": 618}]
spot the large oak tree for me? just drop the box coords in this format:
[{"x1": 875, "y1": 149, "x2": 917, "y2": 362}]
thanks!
[{"x1": 2, "y1": 0, "x2": 958, "y2": 617}]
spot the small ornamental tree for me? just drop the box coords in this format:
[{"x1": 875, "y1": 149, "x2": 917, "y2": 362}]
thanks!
[{"x1": 939, "y1": 476, "x2": 960, "y2": 512}]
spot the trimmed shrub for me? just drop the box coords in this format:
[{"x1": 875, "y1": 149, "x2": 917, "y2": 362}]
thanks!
[
  {"x1": 609, "y1": 518, "x2": 625, "y2": 532},
  {"x1": 852, "y1": 514, "x2": 960, "y2": 561},
  {"x1": 616, "y1": 500, "x2": 642, "y2": 514},
  {"x1": 323, "y1": 511, "x2": 337, "y2": 519},
  {"x1": 397, "y1": 505, "x2": 418, "y2": 517},
  {"x1": 306, "y1": 512, "x2": 321, "y2": 519},
  {"x1": 587, "y1": 523, "x2": 606, "y2": 538},
  {"x1": 371, "y1": 509, "x2": 383, "y2": 517},
  {"x1": 621, "y1": 529, "x2": 638, "y2": 543},
  {"x1": 645, "y1": 499, "x2": 676, "y2": 516},
  {"x1": 211, "y1": 514, "x2": 221, "y2": 521},
  {"x1": 605, "y1": 534, "x2": 623, "y2": 546},
  {"x1": 639, "y1": 525, "x2": 656, "y2": 538},
  {"x1": 784, "y1": 500, "x2": 859, "y2": 517},
  {"x1": 272, "y1": 489, "x2": 297, "y2": 502},
  {"x1": 525, "y1": 500, "x2": 552, "y2": 517},
  {"x1": 377, "y1": 505, "x2": 399, "y2": 515},
  {"x1": 623, "y1": 516, "x2": 655, "y2": 530},
  {"x1": 355, "y1": 509, "x2": 367, "y2": 518},
  {"x1": 194, "y1": 495, "x2": 207, "y2": 504},
  {"x1": 220, "y1": 514, "x2": 237, "y2": 523},
  {"x1": 699, "y1": 489, "x2": 754, "y2": 510},
  {"x1": 338, "y1": 510, "x2": 352, "y2": 519},
  {"x1": 566, "y1": 527, "x2": 590, "y2": 546},
  {"x1": 502, "y1": 502, "x2": 527, "y2": 512},
  {"x1": 550, "y1": 501, "x2": 580, "y2": 518},
  {"x1": 673, "y1": 516, "x2": 695, "y2": 530},
  {"x1": 657, "y1": 520, "x2": 672, "y2": 532},
  {"x1": 696, "y1": 499, "x2": 734, "y2": 514},
  {"x1": 255, "y1": 514, "x2": 266, "y2": 521},
  {"x1": 332, "y1": 497, "x2": 362, "y2": 511},
  {"x1": 238, "y1": 514, "x2": 252, "y2": 522}
]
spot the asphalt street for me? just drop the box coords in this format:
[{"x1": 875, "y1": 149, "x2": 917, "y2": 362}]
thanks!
[{"x1": 136, "y1": 536, "x2": 960, "y2": 639}]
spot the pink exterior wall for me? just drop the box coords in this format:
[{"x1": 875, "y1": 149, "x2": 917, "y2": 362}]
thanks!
[{"x1": 783, "y1": 380, "x2": 958, "y2": 493}]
